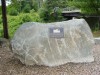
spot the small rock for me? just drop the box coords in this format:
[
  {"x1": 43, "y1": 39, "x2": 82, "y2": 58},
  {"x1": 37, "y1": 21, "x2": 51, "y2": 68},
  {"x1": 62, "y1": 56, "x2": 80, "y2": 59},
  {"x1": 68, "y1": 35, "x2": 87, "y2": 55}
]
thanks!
[
  {"x1": 0, "y1": 38, "x2": 10, "y2": 48},
  {"x1": 94, "y1": 38, "x2": 100, "y2": 45}
]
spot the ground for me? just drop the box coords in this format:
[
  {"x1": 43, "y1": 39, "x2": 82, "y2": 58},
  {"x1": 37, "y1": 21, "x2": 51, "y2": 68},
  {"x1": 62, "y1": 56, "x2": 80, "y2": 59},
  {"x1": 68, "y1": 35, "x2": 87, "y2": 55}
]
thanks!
[{"x1": 0, "y1": 44, "x2": 100, "y2": 75}]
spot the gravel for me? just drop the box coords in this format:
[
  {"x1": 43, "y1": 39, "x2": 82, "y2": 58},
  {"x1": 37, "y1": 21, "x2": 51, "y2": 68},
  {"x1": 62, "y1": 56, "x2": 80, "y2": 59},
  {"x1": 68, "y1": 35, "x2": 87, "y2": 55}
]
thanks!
[{"x1": 0, "y1": 45, "x2": 100, "y2": 75}]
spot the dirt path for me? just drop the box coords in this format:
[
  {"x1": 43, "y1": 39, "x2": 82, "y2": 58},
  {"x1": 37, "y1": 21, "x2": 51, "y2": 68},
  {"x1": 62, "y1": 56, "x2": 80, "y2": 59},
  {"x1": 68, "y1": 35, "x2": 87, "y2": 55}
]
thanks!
[{"x1": 0, "y1": 45, "x2": 100, "y2": 75}]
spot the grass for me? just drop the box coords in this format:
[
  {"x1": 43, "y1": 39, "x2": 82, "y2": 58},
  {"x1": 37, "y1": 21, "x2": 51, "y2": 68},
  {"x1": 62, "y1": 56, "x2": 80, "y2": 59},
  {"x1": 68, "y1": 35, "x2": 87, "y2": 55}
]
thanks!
[{"x1": 93, "y1": 30, "x2": 100, "y2": 37}]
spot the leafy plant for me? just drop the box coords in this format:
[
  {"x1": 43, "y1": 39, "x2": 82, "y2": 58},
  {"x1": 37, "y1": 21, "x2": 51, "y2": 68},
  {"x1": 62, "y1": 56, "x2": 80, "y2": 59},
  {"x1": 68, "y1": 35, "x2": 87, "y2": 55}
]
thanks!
[
  {"x1": 23, "y1": 4, "x2": 31, "y2": 13},
  {"x1": 39, "y1": 7, "x2": 51, "y2": 22},
  {"x1": 68, "y1": 0, "x2": 100, "y2": 15},
  {"x1": 0, "y1": 27, "x2": 3, "y2": 37},
  {"x1": 0, "y1": 16, "x2": 2, "y2": 24},
  {"x1": 20, "y1": 14, "x2": 32, "y2": 22},
  {"x1": 39, "y1": 6, "x2": 64, "y2": 22},
  {"x1": 0, "y1": 6, "x2": 2, "y2": 15},
  {"x1": 8, "y1": 7, "x2": 18, "y2": 16},
  {"x1": 30, "y1": 9, "x2": 35, "y2": 14}
]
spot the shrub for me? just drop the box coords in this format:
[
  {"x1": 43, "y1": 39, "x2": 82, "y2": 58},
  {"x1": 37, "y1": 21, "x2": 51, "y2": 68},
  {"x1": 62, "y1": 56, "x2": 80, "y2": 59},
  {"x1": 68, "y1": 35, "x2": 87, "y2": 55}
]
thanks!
[
  {"x1": 0, "y1": 12, "x2": 42, "y2": 38},
  {"x1": 8, "y1": 13, "x2": 42, "y2": 38},
  {"x1": 21, "y1": 15, "x2": 32, "y2": 23},
  {"x1": 38, "y1": 7, "x2": 51, "y2": 22},
  {"x1": 0, "y1": 16, "x2": 2, "y2": 24},
  {"x1": 94, "y1": 22, "x2": 100, "y2": 31},
  {"x1": 0, "y1": 27, "x2": 3, "y2": 37},
  {"x1": 38, "y1": 7, "x2": 64, "y2": 22},
  {"x1": 32, "y1": 1, "x2": 38, "y2": 12},
  {"x1": 0, "y1": 6, "x2": 2, "y2": 15},
  {"x1": 8, "y1": 16, "x2": 22, "y2": 38},
  {"x1": 30, "y1": 9, "x2": 35, "y2": 14},
  {"x1": 8, "y1": 7, "x2": 18, "y2": 16},
  {"x1": 23, "y1": 4, "x2": 31, "y2": 13},
  {"x1": 53, "y1": 8, "x2": 64, "y2": 21}
]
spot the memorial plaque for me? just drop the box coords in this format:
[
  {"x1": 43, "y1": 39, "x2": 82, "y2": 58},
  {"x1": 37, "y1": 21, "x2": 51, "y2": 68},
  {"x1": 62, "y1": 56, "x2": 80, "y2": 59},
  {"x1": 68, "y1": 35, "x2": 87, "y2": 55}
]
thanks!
[{"x1": 49, "y1": 27, "x2": 64, "y2": 38}]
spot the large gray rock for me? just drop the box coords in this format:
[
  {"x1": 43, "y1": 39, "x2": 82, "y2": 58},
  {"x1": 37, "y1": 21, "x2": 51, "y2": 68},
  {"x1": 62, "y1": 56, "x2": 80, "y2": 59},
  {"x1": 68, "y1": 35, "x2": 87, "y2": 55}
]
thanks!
[{"x1": 11, "y1": 19, "x2": 94, "y2": 67}]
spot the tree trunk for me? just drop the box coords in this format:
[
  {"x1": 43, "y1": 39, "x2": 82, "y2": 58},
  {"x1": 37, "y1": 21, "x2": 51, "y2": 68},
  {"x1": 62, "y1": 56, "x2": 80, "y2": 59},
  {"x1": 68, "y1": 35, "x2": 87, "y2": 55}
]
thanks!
[{"x1": 1, "y1": 0, "x2": 9, "y2": 39}]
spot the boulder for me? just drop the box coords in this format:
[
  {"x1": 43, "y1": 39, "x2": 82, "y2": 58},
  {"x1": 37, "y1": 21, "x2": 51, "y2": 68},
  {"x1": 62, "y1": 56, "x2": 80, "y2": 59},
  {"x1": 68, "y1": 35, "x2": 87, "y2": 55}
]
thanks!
[
  {"x1": 11, "y1": 19, "x2": 94, "y2": 67},
  {"x1": 0, "y1": 38, "x2": 10, "y2": 48},
  {"x1": 94, "y1": 38, "x2": 100, "y2": 45}
]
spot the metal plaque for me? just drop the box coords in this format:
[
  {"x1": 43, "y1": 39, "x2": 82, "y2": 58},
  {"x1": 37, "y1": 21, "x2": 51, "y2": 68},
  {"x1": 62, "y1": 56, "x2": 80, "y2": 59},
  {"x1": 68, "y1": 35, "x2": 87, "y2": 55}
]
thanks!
[{"x1": 49, "y1": 27, "x2": 64, "y2": 38}]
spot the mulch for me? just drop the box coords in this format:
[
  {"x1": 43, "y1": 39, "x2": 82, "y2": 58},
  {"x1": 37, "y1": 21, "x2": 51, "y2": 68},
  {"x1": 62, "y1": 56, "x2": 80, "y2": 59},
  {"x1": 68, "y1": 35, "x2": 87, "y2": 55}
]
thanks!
[{"x1": 0, "y1": 45, "x2": 100, "y2": 75}]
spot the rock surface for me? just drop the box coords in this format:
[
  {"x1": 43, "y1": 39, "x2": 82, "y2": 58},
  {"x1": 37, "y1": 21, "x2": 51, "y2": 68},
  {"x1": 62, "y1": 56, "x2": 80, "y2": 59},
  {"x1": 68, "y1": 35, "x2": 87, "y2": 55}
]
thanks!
[
  {"x1": 11, "y1": 19, "x2": 94, "y2": 67},
  {"x1": 0, "y1": 38, "x2": 10, "y2": 48},
  {"x1": 94, "y1": 38, "x2": 100, "y2": 45}
]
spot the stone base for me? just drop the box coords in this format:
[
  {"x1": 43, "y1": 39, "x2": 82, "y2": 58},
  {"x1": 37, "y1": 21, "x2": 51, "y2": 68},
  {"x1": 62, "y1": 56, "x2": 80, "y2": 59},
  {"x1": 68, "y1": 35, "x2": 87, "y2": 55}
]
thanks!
[{"x1": 94, "y1": 38, "x2": 100, "y2": 45}]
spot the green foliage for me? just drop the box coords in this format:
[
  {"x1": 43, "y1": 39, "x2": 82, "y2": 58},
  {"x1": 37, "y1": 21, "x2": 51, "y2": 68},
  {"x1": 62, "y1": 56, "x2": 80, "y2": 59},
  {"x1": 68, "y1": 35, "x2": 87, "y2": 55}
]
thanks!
[
  {"x1": 45, "y1": 0, "x2": 68, "y2": 9},
  {"x1": 20, "y1": 15, "x2": 32, "y2": 22},
  {"x1": 8, "y1": 7, "x2": 18, "y2": 16},
  {"x1": 39, "y1": 7, "x2": 64, "y2": 22},
  {"x1": 30, "y1": 13, "x2": 42, "y2": 22},
  {"x1": 23, "y1": 4, "x2": 31, "y2": 13},
  {"x1": 39, "y1": 0, "x2": 66, "y2": 22},
  {"x1": 0, "y1": 28, "x2": 3, "y2": 37},
  {"x1": 39, "y1": 7, "x2": 51, "y2": 22},
  {"x1": 0, "y1": 16, "x2": 2, "y2": 24},
  {"x1": 10, "y1": 0, "x2": 45, "y2": 13},
  {"x1": 7, "y1": 15, "x2": 22, "y2": 37},
  {"x1": 68, "y1": 0, "x2": 100, "y2": 15},
  {"x1": 0, "y1": 12, "x2": 42, "y2": 38},
  {"x1": 30, "y1": 9, "x2": 35, "y2": 13},
  {"x1": 94, "y1": 22, "x2": 100, "y2": 31},
  {"x1": 32, "y1": 0, "x2": 39, "y2": 11},
  {"x1": 53, "y1": 8, "x2": 64, "y2": 21},
  {"x1": 11, "y1": 0, "x2": 21, "y2": 12},
  {"x1": 0, "y1": 6, "x2": 2, "y2": 15},
  {"x1": 0, "y1": 15, "x2": 3, "y2": 37}
]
